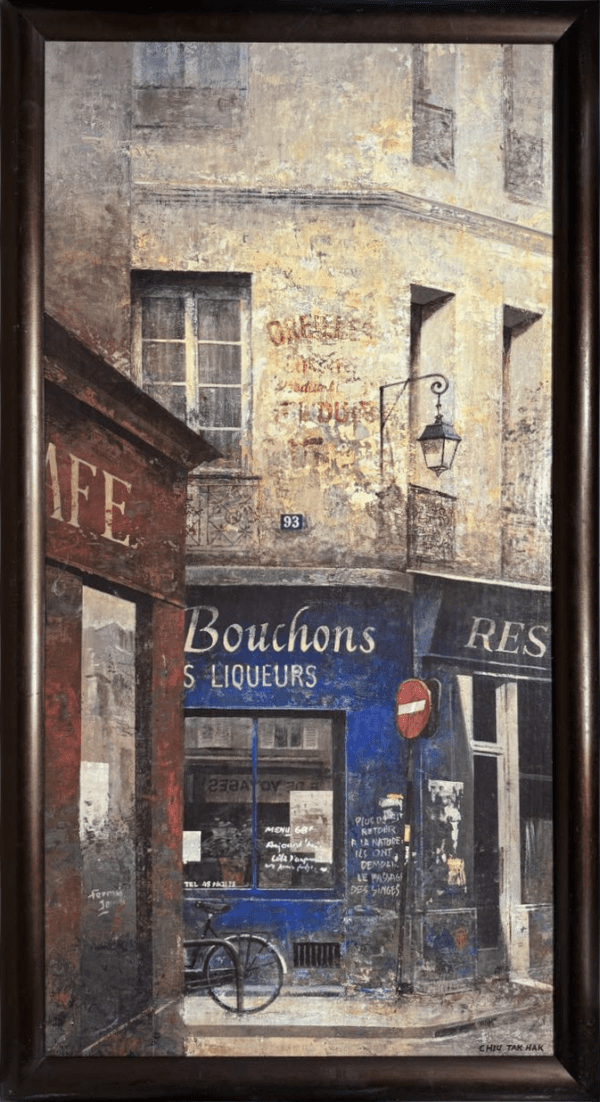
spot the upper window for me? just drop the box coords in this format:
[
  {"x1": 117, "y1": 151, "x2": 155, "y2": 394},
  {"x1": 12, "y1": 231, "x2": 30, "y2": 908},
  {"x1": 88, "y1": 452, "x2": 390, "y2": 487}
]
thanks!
[
  {"x1": 132, "y1": 43, "x2": 249, "y2": 133},
  {"x1": 132, "y1": 272, "x2": 251, "y2": 467},
  {"x1": 503, "y1": 46, "x2": 547, "y2": 201},
  {"x1": 412, "y1": 45, "x2": 456, "y2": 171},
  {"x1": 133, "y1": 42, "x2": 248, "y2": 91}
]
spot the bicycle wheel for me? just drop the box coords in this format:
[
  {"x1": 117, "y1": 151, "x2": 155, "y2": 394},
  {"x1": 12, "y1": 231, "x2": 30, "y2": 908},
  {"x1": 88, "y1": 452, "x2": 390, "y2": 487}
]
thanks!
[{"x1": 204, "y1": 935, "x2": 283, "y2": 1013}]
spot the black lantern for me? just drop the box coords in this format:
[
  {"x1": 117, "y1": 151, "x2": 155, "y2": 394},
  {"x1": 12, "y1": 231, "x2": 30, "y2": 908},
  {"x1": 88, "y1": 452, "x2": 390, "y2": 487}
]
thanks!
[
  {"x1": 379, "y1": 372, "x2": 461, "y2": 478},
  {"x1": 418, "y1": 412, "x2": 462, "y2": 476}
]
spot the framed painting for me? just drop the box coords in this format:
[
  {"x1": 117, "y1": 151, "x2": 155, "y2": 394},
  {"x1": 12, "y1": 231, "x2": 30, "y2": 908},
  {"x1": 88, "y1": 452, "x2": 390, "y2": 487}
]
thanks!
[{"x1": 1, "y1": 1, "x2": 598, "y2": 1098}]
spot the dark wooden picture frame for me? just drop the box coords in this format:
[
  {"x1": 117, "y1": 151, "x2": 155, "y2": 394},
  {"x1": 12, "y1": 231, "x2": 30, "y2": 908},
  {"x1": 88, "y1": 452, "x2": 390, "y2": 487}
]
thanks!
[{"x1": 1, "y1": 1, "x2": 597, "y2": 1098}]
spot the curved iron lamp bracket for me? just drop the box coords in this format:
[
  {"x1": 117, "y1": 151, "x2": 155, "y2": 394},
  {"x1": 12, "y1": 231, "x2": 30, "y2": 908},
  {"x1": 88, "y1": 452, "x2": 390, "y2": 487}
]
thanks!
[{"x1": 379, "y1": 372, "x2": 450, "y2": 436}]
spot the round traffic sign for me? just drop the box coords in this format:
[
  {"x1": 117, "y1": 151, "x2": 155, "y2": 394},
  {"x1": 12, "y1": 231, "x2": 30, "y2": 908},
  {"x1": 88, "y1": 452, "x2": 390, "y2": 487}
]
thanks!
[{"x1": 395, "y1": 679, "x2": 432, "y2": 740}]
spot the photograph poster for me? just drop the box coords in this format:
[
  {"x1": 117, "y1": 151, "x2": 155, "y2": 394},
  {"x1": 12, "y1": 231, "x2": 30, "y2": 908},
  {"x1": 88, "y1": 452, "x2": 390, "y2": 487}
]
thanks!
[{"x1": 43, "y1": 38, "x2": 554, "y2": 1058}]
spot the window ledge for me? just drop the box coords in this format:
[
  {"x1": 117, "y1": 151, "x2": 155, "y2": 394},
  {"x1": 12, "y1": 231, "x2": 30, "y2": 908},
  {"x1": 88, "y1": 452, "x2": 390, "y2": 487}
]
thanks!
[{"x1": 191, "y1": 468, "x2": 261, "y2": 481}]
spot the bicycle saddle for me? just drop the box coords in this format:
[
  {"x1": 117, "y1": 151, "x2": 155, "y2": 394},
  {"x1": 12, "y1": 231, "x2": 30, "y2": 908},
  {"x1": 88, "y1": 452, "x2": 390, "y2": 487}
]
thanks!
[{"x1": 194, "y1": 898, "x2": 232, "y2": 914}]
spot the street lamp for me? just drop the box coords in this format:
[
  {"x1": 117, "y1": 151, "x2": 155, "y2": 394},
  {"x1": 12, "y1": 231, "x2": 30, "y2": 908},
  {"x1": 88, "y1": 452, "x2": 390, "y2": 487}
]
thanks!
[{"x1": 379, "y1": 373, "x2": 461, "y2": 478}]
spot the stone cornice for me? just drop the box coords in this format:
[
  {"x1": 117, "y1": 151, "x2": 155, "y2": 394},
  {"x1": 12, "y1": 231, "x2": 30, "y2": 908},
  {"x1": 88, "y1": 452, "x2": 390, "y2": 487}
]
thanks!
[
  {"x1": 133, "y1": 182, "x2": 552, "y2": 257},
  {"x1": 185, "y1": 564, "x2": 414, "y2": 592}
]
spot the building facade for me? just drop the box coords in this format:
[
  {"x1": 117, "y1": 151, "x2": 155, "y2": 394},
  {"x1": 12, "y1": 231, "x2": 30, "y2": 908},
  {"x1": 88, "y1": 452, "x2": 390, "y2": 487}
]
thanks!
[{"x1": 45, "y1": 41, "x2": 553, "y2": 1019}]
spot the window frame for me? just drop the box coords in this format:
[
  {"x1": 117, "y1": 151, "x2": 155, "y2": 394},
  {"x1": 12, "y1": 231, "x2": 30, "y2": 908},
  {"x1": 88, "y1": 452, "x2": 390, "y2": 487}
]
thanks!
[
  {"x1": 131, "y1": 271, "x2": 252, "y2": 471},
  {"x1": 132, "y1": 41, "x2": 249, "y2": 94},
  {"x1": 183, "y1": 708, "x2": 346, "y2": 897}
]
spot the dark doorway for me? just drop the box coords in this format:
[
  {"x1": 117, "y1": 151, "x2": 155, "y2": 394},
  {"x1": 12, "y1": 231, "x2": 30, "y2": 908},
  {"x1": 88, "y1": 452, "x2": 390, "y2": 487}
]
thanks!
[{"x1": 473, "y1": 754, "x2": 503, "y2": 977}]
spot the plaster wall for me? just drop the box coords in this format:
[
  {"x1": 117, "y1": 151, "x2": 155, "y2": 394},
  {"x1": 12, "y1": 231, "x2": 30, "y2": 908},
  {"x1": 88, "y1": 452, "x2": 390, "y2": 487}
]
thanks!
[
  {"x1": 131, "y1": 43, "x2": 552, "y2": 233},
  {"x1": 132, "y1": 193, "x2": 551, "y2": 582},
  {"x1": 45, "y1": 41, "x2": 553, "y2": 585}
]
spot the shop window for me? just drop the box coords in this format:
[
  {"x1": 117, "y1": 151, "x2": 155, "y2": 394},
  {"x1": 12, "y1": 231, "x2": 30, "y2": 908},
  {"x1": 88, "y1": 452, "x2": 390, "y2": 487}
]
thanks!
[
  {"x1": 79, "y1": 585, "x2": 149, "y2": 1030},
  {"x1": 183, "y1": 712, "x2": 343, "y2": 891},
  {"x1": 473, "y1": 754, "x2": 500, "y2": 948},
  {"x1": 80, "y1": 587, "x2": 136, "y2": 854},
  {"x1": 131, "y1": 272, "x2": 251, "y2": 466}
]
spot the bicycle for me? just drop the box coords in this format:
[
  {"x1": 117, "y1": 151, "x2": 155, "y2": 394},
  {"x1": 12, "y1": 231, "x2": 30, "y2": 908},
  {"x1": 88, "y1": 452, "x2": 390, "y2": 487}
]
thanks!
[{"x1": 183, "y1": 899, "x2": 285, "y2": 1013}]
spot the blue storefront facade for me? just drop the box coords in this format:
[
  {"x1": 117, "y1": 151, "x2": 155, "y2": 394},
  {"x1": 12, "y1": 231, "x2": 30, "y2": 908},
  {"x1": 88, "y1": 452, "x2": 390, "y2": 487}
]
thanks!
[
  {"x1": 183, "y1": 583, "x2": 412, "y2": 992},
  {"x1": 182, "y1": 576, "x2": 552, "y2": 995}
]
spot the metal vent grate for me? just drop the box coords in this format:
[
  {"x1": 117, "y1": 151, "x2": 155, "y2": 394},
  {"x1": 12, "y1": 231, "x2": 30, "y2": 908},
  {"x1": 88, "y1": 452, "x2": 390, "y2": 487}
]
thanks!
[{"x1": 293, "y1": 942, "x2": 341, "y2": 968}]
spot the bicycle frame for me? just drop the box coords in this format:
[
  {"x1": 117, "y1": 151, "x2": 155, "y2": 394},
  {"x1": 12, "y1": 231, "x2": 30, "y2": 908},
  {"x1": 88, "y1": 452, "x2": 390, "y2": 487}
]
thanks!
[{"x1": 183, "y1": 936, "x2": 244, "y2": 1012}]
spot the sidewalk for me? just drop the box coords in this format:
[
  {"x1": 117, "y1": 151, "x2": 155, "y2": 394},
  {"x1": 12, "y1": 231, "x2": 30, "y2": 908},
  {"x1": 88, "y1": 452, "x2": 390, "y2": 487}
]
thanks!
[
  {"x1": 84, "y1": 979, "x2": 552, "y2": 1057},
  {"x1": 180, "y1": 979, "x2": 553, "y2": 1057}
]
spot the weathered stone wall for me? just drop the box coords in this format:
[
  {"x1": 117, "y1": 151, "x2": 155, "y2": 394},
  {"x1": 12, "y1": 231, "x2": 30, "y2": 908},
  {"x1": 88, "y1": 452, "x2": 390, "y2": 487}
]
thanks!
[
  {"x1": 45, "y1": 42, "x2": 553, "y2": 586},
  {"x1": 132, "y1": 190, "x2": 551, "y2": 581}
]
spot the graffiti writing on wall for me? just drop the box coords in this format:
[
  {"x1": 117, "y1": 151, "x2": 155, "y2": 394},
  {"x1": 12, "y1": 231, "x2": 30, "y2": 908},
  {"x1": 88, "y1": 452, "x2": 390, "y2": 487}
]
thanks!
[{"x1": 350, "y1": 802, "x2": 404, "y2": 901}]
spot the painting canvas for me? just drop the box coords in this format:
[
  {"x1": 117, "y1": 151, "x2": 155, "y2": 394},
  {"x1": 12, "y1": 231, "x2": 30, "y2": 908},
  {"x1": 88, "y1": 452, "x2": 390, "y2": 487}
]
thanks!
[{"x1": 39, "y1": 34, "x2": 559, "y2": 1061}]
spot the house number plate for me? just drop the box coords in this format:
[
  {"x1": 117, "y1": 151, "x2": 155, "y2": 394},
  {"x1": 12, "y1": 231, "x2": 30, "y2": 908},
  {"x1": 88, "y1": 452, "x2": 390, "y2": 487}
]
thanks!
[{"x1": 280, "y1": 514, "x2": 304, "y2": 530}]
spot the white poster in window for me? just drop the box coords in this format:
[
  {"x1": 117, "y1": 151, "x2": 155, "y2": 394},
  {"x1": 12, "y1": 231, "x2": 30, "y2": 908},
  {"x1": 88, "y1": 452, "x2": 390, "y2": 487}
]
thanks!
[
  {"x1": 182, "y1": 830, "x2": 202, "y2": 864},
  {"x1": 289, "y1": 790, "x2": 333, "y2": 864}
]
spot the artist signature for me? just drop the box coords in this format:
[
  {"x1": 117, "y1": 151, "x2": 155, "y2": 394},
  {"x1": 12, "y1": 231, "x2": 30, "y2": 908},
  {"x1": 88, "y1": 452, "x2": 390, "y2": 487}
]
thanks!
[{"x1": 479, "y1": 1043, "x2": 545, "y2": 1052}]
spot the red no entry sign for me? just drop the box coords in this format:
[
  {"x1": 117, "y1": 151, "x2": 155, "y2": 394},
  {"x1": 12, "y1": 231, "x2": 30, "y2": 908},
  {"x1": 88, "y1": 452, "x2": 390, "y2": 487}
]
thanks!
[{"x1": 395, "y1": 679, "x2": 432, "y2": 740}]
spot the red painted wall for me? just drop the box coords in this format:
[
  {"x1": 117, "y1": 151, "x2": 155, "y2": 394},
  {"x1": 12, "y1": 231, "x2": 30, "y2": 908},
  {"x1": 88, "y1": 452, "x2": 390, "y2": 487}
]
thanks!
[
  {"x1": 45, "y1": 565, "x2": 83, "y2": 1054},
  {"x1": 45, "y1": 387, "x2": 188, "y2": 604},
  {"x1": 150, "y1": 601, "x2": 185, "y2": 1000}
]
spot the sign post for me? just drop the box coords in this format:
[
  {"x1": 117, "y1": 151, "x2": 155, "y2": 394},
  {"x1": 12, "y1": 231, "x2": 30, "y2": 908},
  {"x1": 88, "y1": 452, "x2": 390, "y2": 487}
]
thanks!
[{"x1": 395, "y1": 678, "x2": 434, "y2": 993}]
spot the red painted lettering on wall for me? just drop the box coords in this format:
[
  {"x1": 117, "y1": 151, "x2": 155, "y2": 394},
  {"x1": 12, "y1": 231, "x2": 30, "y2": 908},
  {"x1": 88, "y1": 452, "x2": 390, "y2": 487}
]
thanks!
[{"x1": 267, "y1": 313, "x2": 375, "y2": 346}]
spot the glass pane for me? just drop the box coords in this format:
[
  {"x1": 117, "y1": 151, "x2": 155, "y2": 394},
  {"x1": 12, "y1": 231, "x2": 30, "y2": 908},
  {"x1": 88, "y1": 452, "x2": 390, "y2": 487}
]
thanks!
[
  {"x1": 186, "y1": 43, "x2": 245, "y2": 91},
  {"x1": 80, "y1": 588, "x2": 137, "y2": 930},
  {"x1": 520, "y1": 778, "x2": 552, "y2": 904},
  {"x1": 518, "y1": 681, "x2": 551, "y2": 775},
  {"x1": 257, "y1": 717, "x2": 334, "y2": 889},
  {"x1": 133, "y1": 43, "x2": 186, "y2": 89},
  {"x1": 80, "y1": 588, "x2": 138, "y2": 1039},
  {"x1": 197, "y1": 299, "x2": 241, "y2": 342},
  {"x1": 197, "y1": 344, "x2": 241, "y2": 385},
  {"x1": 198, "y1": 386, "x2": 241, "y2": 428},
  {"x1": 142, "y1": 341, "x2": 186, "y2": 382},
  {"x1": 472, "y1": 675, "x2": 497, "y2": 742},
  {"x1": 204, "y1": 429, "x2": 241, "y2": 464},
  {"x1": 145, "y1": 384, "x2": 186, "y2": 421},
  {"x1": 141, "y1": 296, "x2": 185, "y2": 340},
  {"x1": 184, "y1": 716, "x2": 253, "y2": 889}
]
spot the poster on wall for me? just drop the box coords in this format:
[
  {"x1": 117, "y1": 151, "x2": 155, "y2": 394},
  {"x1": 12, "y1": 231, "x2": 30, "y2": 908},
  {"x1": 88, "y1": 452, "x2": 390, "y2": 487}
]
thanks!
[{"x1": 2, "y1": 7, "x2": 588, "y2": 1090}]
